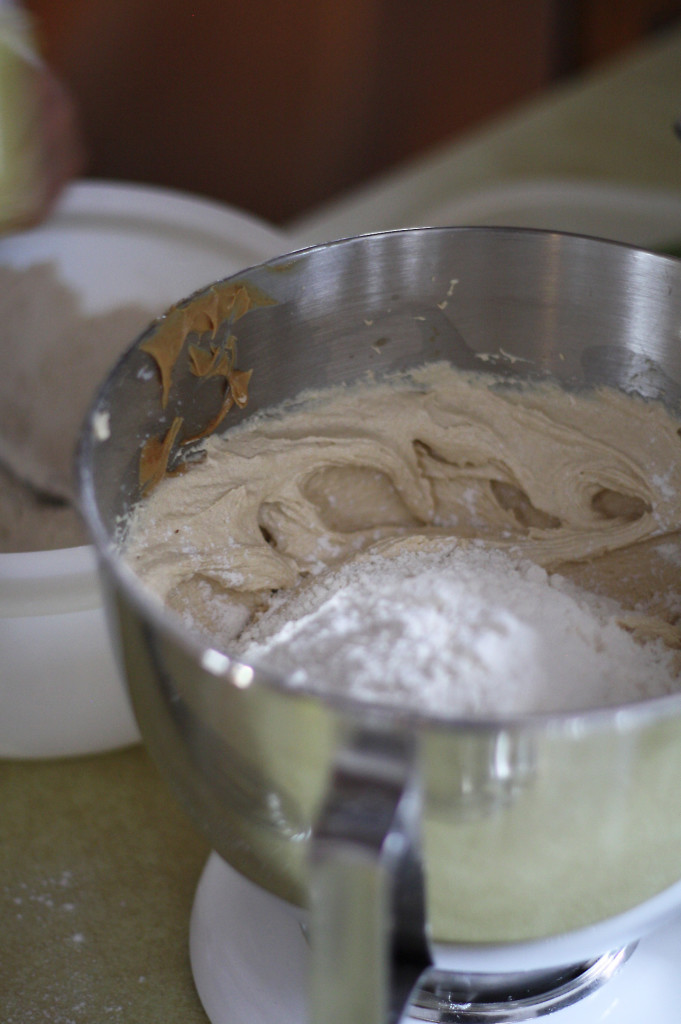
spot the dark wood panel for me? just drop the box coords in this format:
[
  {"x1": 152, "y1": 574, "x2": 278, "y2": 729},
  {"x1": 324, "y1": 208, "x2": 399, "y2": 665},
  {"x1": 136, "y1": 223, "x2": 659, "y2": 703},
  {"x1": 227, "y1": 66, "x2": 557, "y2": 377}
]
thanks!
[
  {"x1": 575, "y1": 0, "x2": 681, "y2": 63},
  {"x1": 26, "y1": 0, "x2": 649, "y2": 224}
]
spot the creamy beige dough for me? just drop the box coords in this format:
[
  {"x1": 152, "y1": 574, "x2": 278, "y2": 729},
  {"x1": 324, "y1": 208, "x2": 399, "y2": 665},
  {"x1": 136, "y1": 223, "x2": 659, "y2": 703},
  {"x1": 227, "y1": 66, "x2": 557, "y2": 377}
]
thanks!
[{"x1": 125, "y1": 363, "x2": 681, "y2": 662}]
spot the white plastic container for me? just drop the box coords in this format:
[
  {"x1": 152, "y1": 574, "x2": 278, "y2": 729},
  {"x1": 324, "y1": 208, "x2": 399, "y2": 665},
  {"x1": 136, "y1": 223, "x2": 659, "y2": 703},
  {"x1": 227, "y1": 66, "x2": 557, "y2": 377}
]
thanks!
[
  {"x1": 0, "y1": 178, "x2": 288, "y2": 758},
  {"x1": 0, "y1": 544, "x2": 139, "y2": 757}
]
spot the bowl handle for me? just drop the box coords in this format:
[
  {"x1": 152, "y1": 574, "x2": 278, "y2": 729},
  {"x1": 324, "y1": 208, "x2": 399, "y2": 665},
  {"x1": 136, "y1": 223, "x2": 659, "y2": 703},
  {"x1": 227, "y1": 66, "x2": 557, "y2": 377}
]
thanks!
[{"x1": 309, "y1": 727, "x2": 432, "y2": 1024}]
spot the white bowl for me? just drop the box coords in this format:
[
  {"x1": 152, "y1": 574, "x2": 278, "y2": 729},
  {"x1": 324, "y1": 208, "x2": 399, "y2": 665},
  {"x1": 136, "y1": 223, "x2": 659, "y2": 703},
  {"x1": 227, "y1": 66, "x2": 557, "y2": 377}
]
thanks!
[
  {"x1": 0, "y1": 544, "x2": 139, "y2": 757},
  {"x1": 0, "y1": 179, "x2": 288, "y2": 758}
]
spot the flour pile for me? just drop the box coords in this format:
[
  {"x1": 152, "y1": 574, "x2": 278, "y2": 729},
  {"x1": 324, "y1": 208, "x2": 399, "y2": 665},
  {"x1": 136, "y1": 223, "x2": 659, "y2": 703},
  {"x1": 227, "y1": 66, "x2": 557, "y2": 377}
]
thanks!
[{"x1": 235, "y1": 538, "x2": 679, "y2": 715}]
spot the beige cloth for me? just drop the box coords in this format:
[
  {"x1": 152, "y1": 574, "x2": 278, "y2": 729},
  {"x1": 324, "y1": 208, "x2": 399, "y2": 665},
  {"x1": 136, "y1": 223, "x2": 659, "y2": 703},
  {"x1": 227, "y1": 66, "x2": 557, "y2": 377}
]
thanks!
[
  {"x1": 0, "y1": 261, "x2": 156, "y2": 549},
  {"x1": 0, "y1": 261, "x2": 155, "y2": 499}
]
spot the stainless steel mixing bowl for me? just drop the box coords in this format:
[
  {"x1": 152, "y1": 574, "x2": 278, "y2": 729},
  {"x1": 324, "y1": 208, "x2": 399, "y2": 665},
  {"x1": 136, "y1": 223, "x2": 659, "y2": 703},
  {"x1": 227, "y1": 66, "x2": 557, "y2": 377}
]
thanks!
[{"x1": 78, "y1": 227, "x2": 681, "y2": 1022}]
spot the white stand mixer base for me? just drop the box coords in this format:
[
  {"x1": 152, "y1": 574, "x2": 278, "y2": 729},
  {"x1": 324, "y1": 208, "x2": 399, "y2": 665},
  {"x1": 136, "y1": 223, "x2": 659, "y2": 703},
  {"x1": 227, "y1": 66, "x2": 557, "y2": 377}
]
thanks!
[{"x1": 190, "y1": 852, "x2": 681, "y2": 1024}]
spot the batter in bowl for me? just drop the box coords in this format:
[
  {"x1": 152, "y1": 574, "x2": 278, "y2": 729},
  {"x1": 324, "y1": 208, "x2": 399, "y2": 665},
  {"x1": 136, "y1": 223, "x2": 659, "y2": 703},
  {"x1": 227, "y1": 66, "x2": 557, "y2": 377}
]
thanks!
[{"x1": 124, "y1": 362, "x2": 681, "y2": 714}]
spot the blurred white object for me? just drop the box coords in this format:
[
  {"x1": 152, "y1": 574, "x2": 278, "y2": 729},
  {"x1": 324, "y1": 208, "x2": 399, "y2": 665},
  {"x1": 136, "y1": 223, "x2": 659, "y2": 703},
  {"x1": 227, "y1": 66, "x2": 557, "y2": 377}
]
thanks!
[
  {"x1": 0, "y1": 179, "x2": 289, "y2": 758},
  {"x1": 291, "y1": 179, "x2": 681, "y2": 252},
  {"x1": 0, "y1": 544, "x2": 138, "y2": 757},
  {"x1": 420, "y1": 180, "x2": 681, "y2": 250}
]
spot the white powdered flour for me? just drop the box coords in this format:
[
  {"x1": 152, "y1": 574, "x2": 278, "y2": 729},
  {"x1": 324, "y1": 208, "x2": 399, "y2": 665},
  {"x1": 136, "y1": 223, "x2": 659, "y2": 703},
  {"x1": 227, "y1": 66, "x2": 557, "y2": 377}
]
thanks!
[{"x1": 236, "y1": 539, "x2": 679, "y2": 715}]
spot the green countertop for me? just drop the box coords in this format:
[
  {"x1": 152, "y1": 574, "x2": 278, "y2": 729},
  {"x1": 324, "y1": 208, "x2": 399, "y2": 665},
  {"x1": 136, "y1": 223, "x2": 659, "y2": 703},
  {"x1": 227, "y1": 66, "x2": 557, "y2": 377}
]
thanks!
[
  {"x1": 1, "y1": 747, "x2": 210, "y2": 1021},
  {"x1": 3, "y1": 23, "x2": 681, "y2": 1024}
]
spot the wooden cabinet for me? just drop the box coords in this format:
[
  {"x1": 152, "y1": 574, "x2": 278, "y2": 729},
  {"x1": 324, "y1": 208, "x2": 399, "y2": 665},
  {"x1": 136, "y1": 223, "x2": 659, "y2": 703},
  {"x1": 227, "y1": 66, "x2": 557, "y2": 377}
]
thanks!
[
  {"x1": 23, "y1": 0, "x2": 681, "y2": 224},
  {"x1": 574, "y1": 0, "x2": 681, "y2": 63}
]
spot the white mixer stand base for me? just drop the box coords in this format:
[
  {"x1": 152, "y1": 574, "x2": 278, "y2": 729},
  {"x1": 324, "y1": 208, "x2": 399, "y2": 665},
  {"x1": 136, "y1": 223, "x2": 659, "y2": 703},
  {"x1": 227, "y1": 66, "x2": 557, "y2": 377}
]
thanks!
[{"x1": 190, "y1": 852, "x2": 681, "y2": 1024}]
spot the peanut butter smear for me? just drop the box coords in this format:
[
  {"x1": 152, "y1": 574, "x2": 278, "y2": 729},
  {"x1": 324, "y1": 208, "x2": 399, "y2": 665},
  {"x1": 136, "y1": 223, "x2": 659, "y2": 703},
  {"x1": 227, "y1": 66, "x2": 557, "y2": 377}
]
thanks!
[
  {"x1": 140, "y1": 281, "x2": 273, "y2": 408},
  {"x1": 133, "y1": 278, "x2": 266, "y2": 494},
  {"x1": 124, "y1": 363, "x2": 681, "y2": 690}
]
